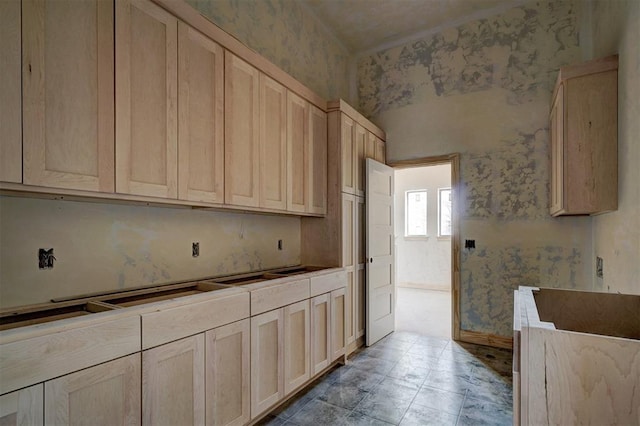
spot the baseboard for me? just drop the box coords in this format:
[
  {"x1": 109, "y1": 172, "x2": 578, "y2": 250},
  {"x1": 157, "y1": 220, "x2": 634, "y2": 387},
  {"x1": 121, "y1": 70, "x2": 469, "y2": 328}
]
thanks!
[{"x1": 459, "y1": 329, "x2": 513, "y2": 350}]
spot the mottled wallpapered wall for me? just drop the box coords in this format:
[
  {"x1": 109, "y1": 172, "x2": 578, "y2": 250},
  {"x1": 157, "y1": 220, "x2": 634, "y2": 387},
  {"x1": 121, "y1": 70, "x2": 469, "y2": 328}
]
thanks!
[
  {"x1": 187, "y1": 0, "x2": 351, "y2": 100},
  {"x1": 0, "y1": 197, "x2": 300, "y2": 308},
  {"x1": 358, "y1": 1, "x2": 593, "y2": 337},
  {"x1": 590, "y1": 0, "x2": 640, "y2": 296}
]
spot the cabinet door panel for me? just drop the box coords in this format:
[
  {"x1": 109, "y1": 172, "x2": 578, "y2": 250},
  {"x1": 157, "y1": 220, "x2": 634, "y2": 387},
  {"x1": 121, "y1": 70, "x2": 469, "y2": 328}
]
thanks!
[
  {"x1": 284, "y1": 300, "x2": 310, "y2": 395},
  {"x1": 311, "y1": 293, "x2": 331, "y2": 375},
  {"x1": 0, "y1": 384, "x2": 43, "y2": 426},
  {"x1": 225, "y1": 52, "x2": 260, "y2": 207},
  {"x1": 341, "y1": 115, "x2": 355, "y2": 194},
  {"x1": 550, "y1": 85, "x2": 564, "y2": 215},
  {"x1": 260, "y1": 75, "x2": 287, "y2": 210},
  {"x1": 143, "y1": 335, "x2": 205, "y2": 426},
  {"x1": 23, "y1": 0, "x2": 114, "y2": 191},
  {"x1": 366, "y1": 132, "x2": 377, "y2": 160},
  {"x1": 0, "y1": 0, "x2": 21, "y2": 183},
  {"x1": 206, "y1": 319, "x2": 250, "y2": 426},
  {"x1": 45, "y1": 354, "x2": 140, "y2": 425},
  {"x1": 331, "y1": 288, "x2": 346, "y2": 361},
  {"x1": 287, "y1": 92, "x2": 308, "y2": 213},
  {"x1": 116, "y1": 0, "x2": 178, "y2": 198},
  {"x1": 308, "y1": 105, "x2": 327, "y2": 215},
  {"x1": 250, "y1": 309, "x2": 283, "y2": 419},
  {"x1": 356, "y1": 264, "x2": 366, "y2": 339},
  {"x1": 178, "y1": 22, "x2": 224, "y2": 203},
  {"x1": 345, "y1": 268, "x2": 356, "y2": 347},
  {"x1": 375, "y1": 139, "x2": 386, "y2": 164},
  {"x1": 342, "y1": 193, "x2": 356, "y2": 268},
  {"x1": 354, "y1": 123, "x2": 367, "y2": 196}
]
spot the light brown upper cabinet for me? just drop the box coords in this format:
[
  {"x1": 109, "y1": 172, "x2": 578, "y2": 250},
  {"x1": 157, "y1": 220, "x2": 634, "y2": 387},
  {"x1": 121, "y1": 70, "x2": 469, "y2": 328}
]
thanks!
[
  {"x1": 177, "y1": 22, "x2": 224, "y2": 204},
  {"x1": 366, "y1": 132, "x2": 386, "y2": 165},
  {"x1": 116, "y1": 0, "x2": 178, "y2": 198},
  {"x1": 260, "y1": 75, "x2": 288, "y2": 210},
  {"x1": 22, "y1": 0, "x2": 114, "y2": 192},
  {"x1": 0, "y1": 0, "x2": 22, "y2": 184},
  {"x1": 287, "y1": 91, "x2": 309, "y2": 213},
  {"x1": 354, "y1": 124, "x2": 367, "y2": 197},
  {"x1": 225, "y1": 52, "x2": 260, "y2": 208},
  {"x1": 550, "y1": 55, "x2": 618, "y2": 216},
  {"x1": 340, "y1": 115, "x2": 356, "y2": 194},
  {"x1": 308, "y1": 105, "x2": 328, "y2": 215}
]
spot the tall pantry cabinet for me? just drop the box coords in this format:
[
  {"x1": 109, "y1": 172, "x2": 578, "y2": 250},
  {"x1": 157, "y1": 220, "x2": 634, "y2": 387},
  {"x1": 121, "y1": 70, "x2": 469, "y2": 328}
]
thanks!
[{"x1": 302, "y1": 100, "x2": 386, "y2": 353}]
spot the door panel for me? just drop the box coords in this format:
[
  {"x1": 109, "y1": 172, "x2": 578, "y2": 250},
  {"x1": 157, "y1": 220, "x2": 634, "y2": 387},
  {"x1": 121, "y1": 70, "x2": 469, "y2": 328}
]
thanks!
[
  {"x1": 116, "y1": 0, "x2": 177, "y2": 198},
  {"x1": 1, "y1": 0, "x2": 22, "y2": 183},
  {"x1": 177, "y1": 22, "x2": 224, "y2": 203},
  {"x1": 260, "y1": 75, "x2": 287, "y2": 210},
  {"x1": 46, "y1": 354, "x2": 141, "y2": 425},
  {"x1": 206, "y1": 319, "x2": 250, "y2": 426},
  {"x1": 366, "y1": 158, "x2": 395, "y2": 346},
  {"x1": 23, "y1": 0, "x2": 114, "y2": 191},
  {"x1": 225, "y1": 52, "x2": 260, "y2": 207},
  {"x1": 284, "y1": 300, "x2": 310, "y2": 395},
  {"x1": 143, "y1": 336, "x2": 205, "y2": 426},
  {"x1": 0, "y1": 384, "x2": 43, "y2": 426}
]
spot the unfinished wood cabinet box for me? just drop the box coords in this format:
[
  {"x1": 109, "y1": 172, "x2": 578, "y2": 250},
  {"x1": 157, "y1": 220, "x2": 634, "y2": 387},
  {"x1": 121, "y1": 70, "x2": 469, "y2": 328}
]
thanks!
[
  {"x1": 513, "y1": 286, "x2": 640, "y2": 426},
  {"x1": 549, "y1": 55, "x2": 618, "y2": 216}
]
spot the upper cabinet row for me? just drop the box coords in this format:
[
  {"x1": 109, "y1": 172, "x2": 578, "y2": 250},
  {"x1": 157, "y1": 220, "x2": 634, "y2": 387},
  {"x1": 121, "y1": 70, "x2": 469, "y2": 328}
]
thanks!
[{"x1": 1, "y1": 0, "x2": 326, "y2": 216}]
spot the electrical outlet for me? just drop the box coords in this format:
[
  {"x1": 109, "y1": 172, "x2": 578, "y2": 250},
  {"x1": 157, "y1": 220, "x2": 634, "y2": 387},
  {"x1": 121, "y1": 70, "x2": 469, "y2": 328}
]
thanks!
[
  {"x1": 278, "y1": 240, "x2": 283, "y2": 250},
  {"x1": 39, "y1": 248, "x2": 56, "y2": 269},
  {"x1": 192, "y1": 242, "x2": 200, "y2": 258},
  {"x1": 464, "y1": 239, "x2": 475, "y2": 249},
  {"x1": 596, "y1": 256, "x2": 603, "y2": 278}
]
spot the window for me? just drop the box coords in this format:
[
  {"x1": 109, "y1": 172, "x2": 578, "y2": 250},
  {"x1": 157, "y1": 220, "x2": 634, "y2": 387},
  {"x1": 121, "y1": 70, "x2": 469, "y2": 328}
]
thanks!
[
  {"x1": 405, "y1": 190, "x2": 427, "y2": 237},
  {"x1": 438, "y1": 188, "x2": 452, "y2": 237}
]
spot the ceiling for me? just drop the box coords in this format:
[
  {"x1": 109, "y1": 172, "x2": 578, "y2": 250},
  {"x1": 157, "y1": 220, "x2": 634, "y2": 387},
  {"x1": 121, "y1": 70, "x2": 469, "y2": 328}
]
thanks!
[{"x1": 300, "y1": 0, "x2": 523, "y2": 53}]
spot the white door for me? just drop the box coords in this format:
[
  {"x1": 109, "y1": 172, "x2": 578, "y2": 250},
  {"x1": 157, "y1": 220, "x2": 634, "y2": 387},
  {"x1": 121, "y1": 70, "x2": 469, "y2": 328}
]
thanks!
[{"x1": 366, "y1": 158, "x2": 395, "y2": 346}]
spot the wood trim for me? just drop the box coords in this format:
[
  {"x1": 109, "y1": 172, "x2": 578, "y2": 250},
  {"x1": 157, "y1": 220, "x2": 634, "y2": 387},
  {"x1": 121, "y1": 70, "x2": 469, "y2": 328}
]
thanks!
[
  {"x1": 151, "y1": 0, "x2": 326, "y2": 110},
  {"x1": 388, "y1": 155, "x2": 454, "y2": 169},
  {"x1": 0, "y1": 182, "x2": 325, "y2": 218},
  {"x1": 327, "y1": 99, "x2": 385, "y2": 139},
  {"x1": 459, "y1": 329, "x2": 513, "y2": 350}
]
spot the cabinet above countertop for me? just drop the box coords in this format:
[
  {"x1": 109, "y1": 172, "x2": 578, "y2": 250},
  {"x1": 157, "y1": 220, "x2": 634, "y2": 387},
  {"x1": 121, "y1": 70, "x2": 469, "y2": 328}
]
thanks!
[
  {"x1": 0, "y1": 0, "x2": 328, "y2": 218},
  {"x1": 549, "y1": 55, "x2": 618, "y2": 216}
]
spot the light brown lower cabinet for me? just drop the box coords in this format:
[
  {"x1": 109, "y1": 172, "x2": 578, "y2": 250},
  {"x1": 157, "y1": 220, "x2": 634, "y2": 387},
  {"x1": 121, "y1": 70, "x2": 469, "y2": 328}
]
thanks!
[
  {"x1": 311, "y1": 293, "x2": 331, "y2": 375},
  {"x1": 283, "y1": 300, "x2": 311, "y2": 396},
  {"x1": 331, "y1": 288, "x2": 347, "y2": 361},
  {"x1": 0, "y1": 384, "x2": 43, "y2": 426},
  {"x1": 250, "y1": 309, "x2": 284, "y2": 419},
  {"x1": 143, "y1": 335, "x2": 205, "y2": 426},
  {"x1": 206, "y1": 319, "x2": 250, "y2": 426},
  {"x1": 46, "y1": 353, "x2": 141, "y2": 425}
]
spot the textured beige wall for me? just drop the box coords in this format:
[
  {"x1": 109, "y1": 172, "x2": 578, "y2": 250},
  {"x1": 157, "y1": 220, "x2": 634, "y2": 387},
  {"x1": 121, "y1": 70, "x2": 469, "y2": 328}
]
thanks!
[
  {"x1": 358, "y1": 1, "x2": 593, "y2": 337},
  {"x1": 590, "y1": 0, "x2": 640, "y2": 295},
  {"x1": 0, "y1": 197, "x2": 300, "y2": 308},
  {"x1": 187, "y1": 0, "x2": 351, "y2": 100}
]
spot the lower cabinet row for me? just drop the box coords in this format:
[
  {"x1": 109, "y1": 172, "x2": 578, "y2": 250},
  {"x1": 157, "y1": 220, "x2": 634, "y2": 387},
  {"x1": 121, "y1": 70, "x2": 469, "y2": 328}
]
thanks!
[{"x1": 0, "y1": 289, "x2": 346, "y2": 426}]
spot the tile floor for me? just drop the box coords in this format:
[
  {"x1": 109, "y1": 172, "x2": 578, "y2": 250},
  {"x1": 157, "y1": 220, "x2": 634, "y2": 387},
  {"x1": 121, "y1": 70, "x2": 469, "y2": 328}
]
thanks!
[
  {"x1": 395, "y1": 287, "x2": 451, "y2": 338},
  {"x1": 260, "y1": 331, "x2": 513, "y2": 426}
]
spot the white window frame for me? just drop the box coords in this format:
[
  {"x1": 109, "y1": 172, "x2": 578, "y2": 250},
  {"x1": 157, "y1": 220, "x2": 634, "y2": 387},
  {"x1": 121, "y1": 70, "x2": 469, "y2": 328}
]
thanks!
[
  {"x1": 438, "y1": 187, "x2": 452, "y2": 238},
  {"x1": 405, "y1": 189, "x2": 428, "y2": 238}
]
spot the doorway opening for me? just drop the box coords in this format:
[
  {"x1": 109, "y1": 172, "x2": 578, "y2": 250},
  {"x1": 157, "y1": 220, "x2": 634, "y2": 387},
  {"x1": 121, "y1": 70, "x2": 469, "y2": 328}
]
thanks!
[{"x1": 389, "y1": 155, "x2": 460, "y2": 340}]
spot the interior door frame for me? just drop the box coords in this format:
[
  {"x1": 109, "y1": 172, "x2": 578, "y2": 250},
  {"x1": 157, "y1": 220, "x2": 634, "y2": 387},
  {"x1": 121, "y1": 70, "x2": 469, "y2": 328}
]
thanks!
[{"x1": 387, "y1": 153, "x2": 461, "y2": 341}]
